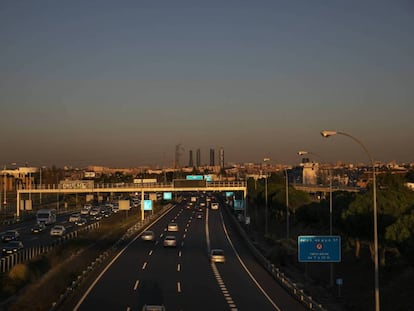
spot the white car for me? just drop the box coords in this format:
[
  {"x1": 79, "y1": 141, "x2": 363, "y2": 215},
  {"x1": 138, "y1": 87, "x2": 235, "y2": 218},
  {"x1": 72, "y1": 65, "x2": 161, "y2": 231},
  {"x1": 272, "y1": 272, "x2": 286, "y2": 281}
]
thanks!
[
  {"x1": 89, "y1": 207, "x2": 101, "y2": 216},
  {"x1": 163, "y1": 235, "x2": 177, "y2": 247},
  {"x1": 80, "y1": 208, "x2": 90, "y2": 215},
  {"x1": 167, "y1": 223, "x2": 179, "y2": 232},
  {"x1": 69, "y1": 213, "x2": 81, "y2": 222},
  {"x1": 210, "y1": 249, "x2": 226, "y2": 263},
  {"x1": 141, "y1": 231, "x2": 155, "y2": 241},
  {"x1": 50, "y1": 225, "x2": 66, "y2": 237}
]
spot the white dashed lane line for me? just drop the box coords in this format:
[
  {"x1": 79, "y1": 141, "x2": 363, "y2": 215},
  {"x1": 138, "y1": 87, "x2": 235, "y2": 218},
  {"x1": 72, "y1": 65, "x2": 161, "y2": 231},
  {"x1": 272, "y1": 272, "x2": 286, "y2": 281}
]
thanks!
[{"x1": 133, "y1": 280, "x2": 139, "y2": 291}]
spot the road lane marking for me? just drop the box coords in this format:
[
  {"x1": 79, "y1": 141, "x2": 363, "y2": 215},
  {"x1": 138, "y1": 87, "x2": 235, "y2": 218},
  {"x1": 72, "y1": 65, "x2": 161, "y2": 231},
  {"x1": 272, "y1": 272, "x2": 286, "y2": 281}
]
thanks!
[
  {"x1": 179, "y1": 251, "x2": 182, "y2": 257},
  {"x1": 133, "y1": 280, "x2": 140, "y2": 290},
  {"x1": 73, "y1": 203, "x2": 177, "y2": 311},
  {"x1": 142, "y1": 262, "x2": 147, "y2": 270},
  {"x1": 210, "y1": 263, "x2": 238, "y2": 310},
  {"x1": 177, "y1": 264, "x2": 181, "y2": 272},
  {"x1": 183, "y1": 234, "x2": 186, "y2": 239},
  {"x1": 149, "y1": 250, "x2": 153, "y2": 256},
  {"x1": 219, "y1": 211, "x2": 282, "y2": 311},
  {"x1": 177, "y1": 282, "x2": 181, "y2": 293}
]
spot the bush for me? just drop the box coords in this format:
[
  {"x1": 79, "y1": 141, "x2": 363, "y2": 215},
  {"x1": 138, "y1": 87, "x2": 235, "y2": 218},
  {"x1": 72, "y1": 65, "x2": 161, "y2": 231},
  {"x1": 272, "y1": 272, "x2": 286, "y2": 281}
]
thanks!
[{"x1": 8, "y1": 264, "x2": 29, "y2": 283}]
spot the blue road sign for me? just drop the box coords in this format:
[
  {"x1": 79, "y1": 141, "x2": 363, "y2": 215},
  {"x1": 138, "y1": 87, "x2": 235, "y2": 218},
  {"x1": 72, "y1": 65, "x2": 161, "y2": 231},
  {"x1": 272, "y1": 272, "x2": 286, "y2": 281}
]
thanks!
[
  {"x1": 298, "y1": 235, "x2": 341, "y2": 262},
  {"x1": 163, "y1": 192, "x2": 172, "y2": 200},
  {"x1": 233, "y1": 200, "x2": 244, "y2": 210},
  {"x1": 186, "y1": 175, "x2": 203, "y2": 180},
  {"x1": 143, "y1": 200, "x2": 153, "y2": 211}
]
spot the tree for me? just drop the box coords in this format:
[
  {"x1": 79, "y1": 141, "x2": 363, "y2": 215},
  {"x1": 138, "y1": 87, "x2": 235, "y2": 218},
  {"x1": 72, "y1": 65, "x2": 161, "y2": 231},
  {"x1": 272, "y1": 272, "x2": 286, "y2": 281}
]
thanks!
[{"x1": 341, "y1": 173, "x2": 414, "y2": 265}]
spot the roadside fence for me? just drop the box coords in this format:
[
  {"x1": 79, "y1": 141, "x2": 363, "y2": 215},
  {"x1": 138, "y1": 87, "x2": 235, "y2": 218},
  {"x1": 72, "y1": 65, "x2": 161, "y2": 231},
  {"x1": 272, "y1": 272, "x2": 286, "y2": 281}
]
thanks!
[
  {"x1": 223, "y1": 206, "x2": 328, "y2": 311},
  {"x1": 0, "y1": 222, "x2": 100, "y2": 273}
]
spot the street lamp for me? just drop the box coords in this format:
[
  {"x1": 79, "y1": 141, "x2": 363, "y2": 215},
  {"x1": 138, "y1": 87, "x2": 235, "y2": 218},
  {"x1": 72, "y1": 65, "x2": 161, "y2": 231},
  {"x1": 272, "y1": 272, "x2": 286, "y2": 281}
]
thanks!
[
  {"x1": 285, "y1": 168, "x2": 290, "y2": 240},
  {"x1": 263, "y1": 158, "x2": 270, "y2": 236},
  {"x1": 321, "y1": 130, "x2": 380, "y2": 311},
  {"x1": 298, "y1": 150, "x2": 334, "y2": 286}
]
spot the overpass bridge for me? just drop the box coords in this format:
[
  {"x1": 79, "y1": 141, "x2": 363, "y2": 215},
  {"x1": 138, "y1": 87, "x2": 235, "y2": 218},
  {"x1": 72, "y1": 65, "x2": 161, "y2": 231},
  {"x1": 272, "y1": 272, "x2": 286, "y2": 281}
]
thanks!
[{"x1": 16, "y1": 181, "x2": 247, "y2": 218}]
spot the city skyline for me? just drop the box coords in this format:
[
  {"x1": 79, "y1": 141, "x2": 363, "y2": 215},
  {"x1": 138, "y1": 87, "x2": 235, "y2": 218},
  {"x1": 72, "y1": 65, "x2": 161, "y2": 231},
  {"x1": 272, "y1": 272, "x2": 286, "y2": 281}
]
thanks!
[{"x1": 1, "y1": 1, "x2": 413, "y2": 168}]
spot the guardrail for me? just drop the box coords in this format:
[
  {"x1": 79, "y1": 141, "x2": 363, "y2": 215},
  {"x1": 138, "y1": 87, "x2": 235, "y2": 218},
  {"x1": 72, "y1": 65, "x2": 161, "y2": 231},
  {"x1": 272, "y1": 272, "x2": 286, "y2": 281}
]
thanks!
[
  {"x1": 223, "y1": 206, "x2": 328, "y2": 311},
  {"x1": 0, "y1": 222, "x2": 100, "y2": 273}
]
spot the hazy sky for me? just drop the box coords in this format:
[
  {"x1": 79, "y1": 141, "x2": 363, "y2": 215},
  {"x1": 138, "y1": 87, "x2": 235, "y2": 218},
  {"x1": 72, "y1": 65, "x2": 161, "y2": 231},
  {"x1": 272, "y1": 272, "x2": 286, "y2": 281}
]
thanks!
[{"x1": 1, "y1": 0, "x2": 413, "y2": 168}]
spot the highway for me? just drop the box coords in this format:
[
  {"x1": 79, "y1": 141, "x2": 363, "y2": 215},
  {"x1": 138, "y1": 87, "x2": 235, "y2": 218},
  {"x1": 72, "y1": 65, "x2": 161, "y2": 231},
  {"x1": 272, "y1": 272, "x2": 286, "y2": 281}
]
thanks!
[{"x1": 70, "y1": 200, "x2": 307, "y2": 311}]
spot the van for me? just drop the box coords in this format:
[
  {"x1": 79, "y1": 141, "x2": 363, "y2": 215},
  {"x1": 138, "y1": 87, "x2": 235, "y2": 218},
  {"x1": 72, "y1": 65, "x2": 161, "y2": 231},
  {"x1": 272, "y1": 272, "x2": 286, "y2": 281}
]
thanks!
[{"x1": 36, "y1": 209, "x2": 57, "y2": 225}]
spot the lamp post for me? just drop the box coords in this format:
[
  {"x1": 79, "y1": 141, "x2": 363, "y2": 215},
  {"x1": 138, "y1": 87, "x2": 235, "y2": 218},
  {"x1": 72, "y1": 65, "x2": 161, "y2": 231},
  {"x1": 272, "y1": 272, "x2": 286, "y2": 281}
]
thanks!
[
  {"x1": 285, "y1": 168, "x2": 290, "y2": 240},
  {"x1": 298, "y1": 150, "x2": 334, "y2": 287},
  {"x1": 39, "y1": 167, "x2": 42, "y2": 204},
  {"x1": 263, "y1": 158, "x2": 270, "y2": 236},
  {"x1": 321, "y1": 130, "x2": 380, "y2": 311}
]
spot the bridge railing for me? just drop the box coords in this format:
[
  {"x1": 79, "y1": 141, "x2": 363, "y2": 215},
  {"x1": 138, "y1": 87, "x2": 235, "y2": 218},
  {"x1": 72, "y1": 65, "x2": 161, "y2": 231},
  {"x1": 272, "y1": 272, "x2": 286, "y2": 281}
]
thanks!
[{"x1": 18, "y1": 181, "x2": 247, "y2": 191}]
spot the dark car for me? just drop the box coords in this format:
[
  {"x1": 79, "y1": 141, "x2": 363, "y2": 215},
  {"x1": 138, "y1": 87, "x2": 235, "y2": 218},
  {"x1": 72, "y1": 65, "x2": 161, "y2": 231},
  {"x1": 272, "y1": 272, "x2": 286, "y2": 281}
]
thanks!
[
  {"x1": 2, "y1": 241, "x2": 24, "y2": 255},
  {"x1": 31, "y1": 223, "x2": 46, "y2": 234},
  {"x1": 1, "y1": 230, "x2": 20, "y2": 243},
  {"x1": 75, "y1": 218, "x2": 88, "y2": 226}
]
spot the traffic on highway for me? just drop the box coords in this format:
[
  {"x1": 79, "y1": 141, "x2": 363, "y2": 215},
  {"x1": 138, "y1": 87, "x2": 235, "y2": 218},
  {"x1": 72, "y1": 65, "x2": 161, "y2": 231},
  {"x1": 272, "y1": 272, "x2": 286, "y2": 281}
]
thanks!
[{"x1": 67, "y1": 194, "x2": 307, "y2": 311}]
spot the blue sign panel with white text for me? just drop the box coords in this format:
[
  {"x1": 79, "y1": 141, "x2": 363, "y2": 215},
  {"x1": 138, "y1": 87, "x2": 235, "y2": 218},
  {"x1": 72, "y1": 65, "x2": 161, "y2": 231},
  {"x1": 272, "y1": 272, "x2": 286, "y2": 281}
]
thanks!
[
  {"x1": 298, "y1": 235, "x2": 341, "y2": 262},
  {"x1": 163, "y1": 192, "x2": 172, "y2": 200},
  {"x1": 143, "y1": 200, "x2": 153, "y2": 211}
]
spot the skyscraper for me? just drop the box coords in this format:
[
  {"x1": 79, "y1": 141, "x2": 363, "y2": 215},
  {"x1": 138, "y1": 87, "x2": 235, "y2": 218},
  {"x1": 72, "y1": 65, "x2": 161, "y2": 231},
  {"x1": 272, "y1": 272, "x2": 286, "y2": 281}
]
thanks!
[
  {"x1": 189, "y1": 150, "x2": 194, "y2": 167},
  {"x1": 210, "y1": 148, "x2": 215, "y2": 166},
  {"x1": 219, "y1": 147, "x2": 224, "y2": 168},
  {"x1": 196, "y1": 148, "x2": 201, "y2": 167}
]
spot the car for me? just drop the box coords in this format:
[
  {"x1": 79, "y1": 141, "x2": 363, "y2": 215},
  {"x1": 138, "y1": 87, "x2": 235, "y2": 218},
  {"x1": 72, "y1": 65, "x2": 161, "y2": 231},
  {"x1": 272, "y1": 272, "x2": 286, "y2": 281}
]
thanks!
[
  {"x1": 167, "y1": 223, "x2": 179, "y2": 232},
  {"x1": 163, "y1": 235, "x2": 177, "y2": 247},
  {"x1": 211, "y1": 203, "x2": 219, "y2": 210},
  {"x1": 94, "y1": 214, "x2": 103, "y2": 221},
  {"x1": 141, "y1": 230, "x2": 155, "y2": 241},
  {"x1": 103, "y1": 210, "x2": 112, "y2": 218},
  {"x1": 1, "y1": 230, "x2": 20, "y2": 243},
  {"x1": 80, "y1": 208, "x2": 90, "y2": 215},
  {"x1": 31, "y1": 223, "x2": 46, "y2": 233},
  {"x1": 69, "y1": 213, "x2": 81, "y2": 222},
  {"x1": 2, "y1": 241, "x2": 24, "y2": 255},
  {"x1": 196, "y1": 212, "x2": 203, "y2": 219},
  {"x1": 89, "y1": 207, "x2": 101, "y2": 216},
  {"x1": 210, "y1": 249, "x2": 226, "y2": 263},
  {"x1": 50, "y1": 225, "x2": 66, "y2": 237},
  {"x1": 75, "y1": 218, "x2": 87, "y2": 226},
  {"x1": 142, "y1": 305, "x2": 166, "y2": 311}
]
